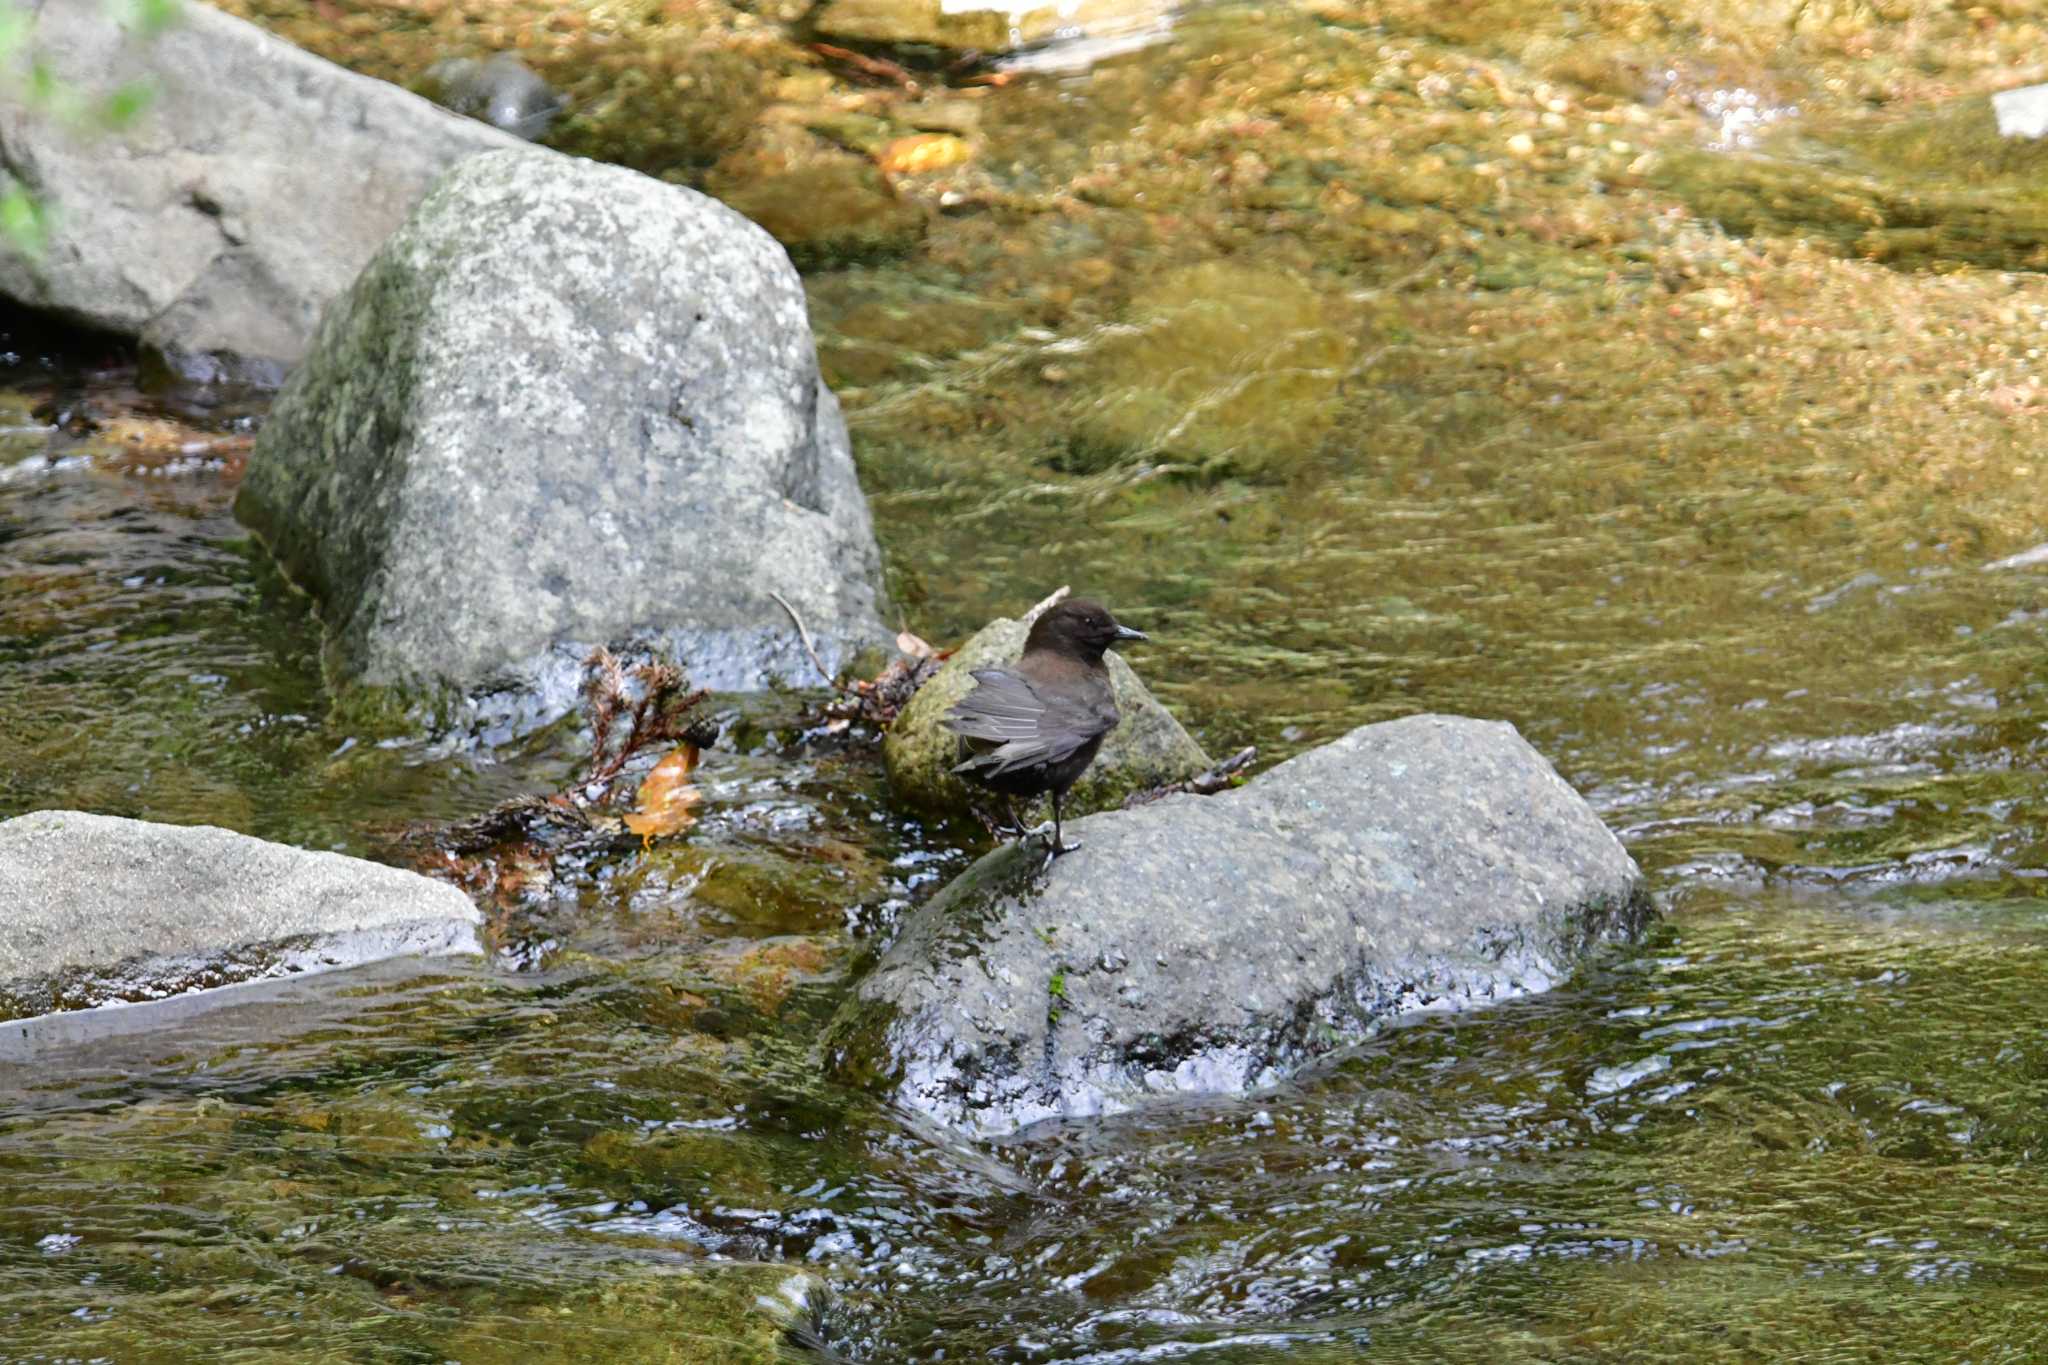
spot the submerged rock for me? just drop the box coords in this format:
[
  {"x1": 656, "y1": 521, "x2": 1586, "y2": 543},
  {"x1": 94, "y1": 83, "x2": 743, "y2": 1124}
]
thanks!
[
  {"x1": 0, "y1": 811, "x2": 481, "y2": 1025},
  {"x1": 1061, "y1": 262, "x2": 1355, "y2": 477},
  {"x1": 236, "y1": 150, "x2": 889, "y2": 719},
  {"x1": 832, "y1": 715, "x2": 1652, "y2": 1135},
  {"x1": 706, "y1": 157, "x2": 926, "y2": 271},
  {"x1": 816, "y1": 0, "x2": 1174, "y2": 60},
  {"x1": 0, "y1": 1, "x2": 522, "y2": 385},
  {"x1": 882, "y1": 611, "x2": 1212, "y2": 818},
  {"x1": 426, "y1": 53, "x2": 566, "y2": 141}
]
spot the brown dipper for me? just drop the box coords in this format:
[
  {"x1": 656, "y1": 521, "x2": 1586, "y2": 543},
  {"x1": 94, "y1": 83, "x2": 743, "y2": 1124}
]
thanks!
[{"x1": 942, "y1": 598, "x2": 1147, "y2": 855}]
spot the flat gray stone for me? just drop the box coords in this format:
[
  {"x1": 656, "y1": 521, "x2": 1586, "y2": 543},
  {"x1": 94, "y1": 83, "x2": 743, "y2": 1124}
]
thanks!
[
  {"x1": 0, "y1": 1, "x2": 525, "y2": 383},
  {"x1": 829, "y1": 714, "x2": 1653, "y2": 1136},
  {"x1": 235, "y1": 150, "x2": 889, "y2": 714},
  {"x1": 816, "y1": 0, "x2": 1173, "y2": 58},
  {"x1": 0, "y1": 810, "x2": 482, "y2": 1023}
]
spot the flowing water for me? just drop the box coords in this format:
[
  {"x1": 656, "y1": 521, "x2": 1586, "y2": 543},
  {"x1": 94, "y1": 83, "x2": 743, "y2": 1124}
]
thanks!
[{"x1": 8, "y1": 0, "x2": 2048, "y2": 1357}]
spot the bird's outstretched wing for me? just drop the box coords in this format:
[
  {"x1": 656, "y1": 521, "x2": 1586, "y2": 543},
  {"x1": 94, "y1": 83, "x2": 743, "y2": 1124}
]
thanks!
[{"x1": 944, "y1": 667, "x2": 1118, "y2": 777}]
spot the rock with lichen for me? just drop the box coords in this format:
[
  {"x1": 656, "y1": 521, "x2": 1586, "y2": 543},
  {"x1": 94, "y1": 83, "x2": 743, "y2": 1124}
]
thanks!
[
  {"x1": 834, "y1": 714, "x2": 1654, "y2": 1136},
  {"x1": 236, "y1": 150, "x2": 890, "y2": 729},
  {"x1": 881, "y1": 610, "x2": 1212, "y2": 820},
  {"x1": 0, "y1": 1, "x2": 523, "y2": 384}
]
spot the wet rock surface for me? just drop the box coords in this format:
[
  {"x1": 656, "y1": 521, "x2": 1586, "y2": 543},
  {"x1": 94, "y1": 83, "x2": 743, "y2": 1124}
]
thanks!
[
  {"x1": 882, "y1": 611, "x2": 1212, "y2": 818},
  {"x1": 426, "y1": 53, "x2": 566, "y2": 141},
  {"x1": 0, "y1": 811, "x2": 482, "y2": 1024},
  {"x1": 0, "y1": 1, "x2": 522, "y2": 384},
  {"x1": 235, "y1": 149, "x2": 889, "y2": 716},
  {"x1": 815, "y1": 0, "x2": 1173, "y2": 58},
  {"x1": 834, "y1": 715, "x2": 1652, "y2": 1135}
]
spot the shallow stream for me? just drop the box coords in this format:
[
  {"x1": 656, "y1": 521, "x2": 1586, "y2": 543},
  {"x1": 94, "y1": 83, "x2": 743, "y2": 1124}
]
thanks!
[{"x1": 8, "y1": 0, "x2": 2048, "y2": 1357}]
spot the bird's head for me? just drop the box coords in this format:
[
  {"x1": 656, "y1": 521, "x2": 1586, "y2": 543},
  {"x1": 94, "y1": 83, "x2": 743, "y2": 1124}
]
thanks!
[{"x1": 1024, "y1": 598, "x2": 1148, "y2": 662}]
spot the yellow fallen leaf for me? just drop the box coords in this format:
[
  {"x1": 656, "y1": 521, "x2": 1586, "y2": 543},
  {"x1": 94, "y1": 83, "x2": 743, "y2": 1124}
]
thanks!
[
  {"x1": 877, "y1": 133, "x2": 970, "y2": 176},
  {"x1": 623, "y1": 745, "x2": 702, "y2": 840}
]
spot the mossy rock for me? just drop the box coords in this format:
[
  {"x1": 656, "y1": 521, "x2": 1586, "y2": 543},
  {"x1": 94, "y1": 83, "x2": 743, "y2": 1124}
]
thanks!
[{"x1": 882, "y1": 615, "x2": 1211, "y2": 817}]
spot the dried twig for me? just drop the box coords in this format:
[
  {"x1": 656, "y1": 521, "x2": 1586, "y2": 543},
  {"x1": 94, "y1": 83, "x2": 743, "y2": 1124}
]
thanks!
[
  {"x1": 769, "y1": 590, "x2": 849, "y2": 692},
  {"x1": 823, "y1": 650, "x2": 944, "y2": 728},
  {"x1": 810, "y1": 42, "x2": 920, "y2": 92},
  {"x1": 1121, "y1": 746, "x2": 1258, "y2": 808}
]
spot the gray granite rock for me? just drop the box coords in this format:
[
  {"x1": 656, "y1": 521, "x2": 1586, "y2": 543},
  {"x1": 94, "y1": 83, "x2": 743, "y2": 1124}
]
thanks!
[
  {"x1": 883, "y1": 612, "x2": 1211, "y2": 818},
  {"x1": 0, "y1": 1, "x2": 523, "y2": 384},
  {"x1": 0, "y1": 810, "x2": 482, "y2": 1023},
  {"x1": 235, "y1": 150, "x2": 889, "y2": 717},
  {"x1": 830, "y1": 714, "x2": 1653, "y2": 1136}
]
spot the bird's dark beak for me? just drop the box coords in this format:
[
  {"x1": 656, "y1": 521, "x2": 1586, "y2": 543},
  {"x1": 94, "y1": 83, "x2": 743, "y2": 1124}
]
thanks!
[{"x1": 1114, "y1": 624, "x2": 1149, "y2": 642}]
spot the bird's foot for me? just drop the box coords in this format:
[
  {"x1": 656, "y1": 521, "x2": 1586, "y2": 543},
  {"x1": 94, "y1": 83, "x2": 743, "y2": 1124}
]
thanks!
[{"x1": 1020, "y1": 821, "x2": 1080, "y2": 856}]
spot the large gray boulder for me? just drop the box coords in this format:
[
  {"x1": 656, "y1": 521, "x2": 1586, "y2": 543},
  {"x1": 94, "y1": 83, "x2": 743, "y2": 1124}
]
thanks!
[
  {"x1": 235, "y1": 150, "x2": 889, "y2": 714},
  {"x1": 0, "y1": 811, "x2": 482, "y2": 1024},
  {"x1": 0, "y1": 1, "x2": 524, "y2": 383},
  {"x1": 830, "y1": 715, "x2": 1653, "y2": 1135},
  {"x1": 884, "y1": 612, "x2": 1212, "y2": 817}
]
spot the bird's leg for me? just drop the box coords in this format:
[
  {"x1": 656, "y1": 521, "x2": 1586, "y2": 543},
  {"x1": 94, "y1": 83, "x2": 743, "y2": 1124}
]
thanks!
[
  {"x1": 1016, "y1": 793, "x2": 1053, "y2": 841},
  {"x1": 1002, "y1": 799, "x2": 1033, "y2": 839},
  {"x1": 1043, "y1": 790, "x2": 1080, "y2": 856}
]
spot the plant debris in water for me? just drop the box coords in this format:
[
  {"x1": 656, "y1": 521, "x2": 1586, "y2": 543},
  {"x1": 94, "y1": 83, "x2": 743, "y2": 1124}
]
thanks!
[
  {"x1": 821, "y1": 631, "x2": 948, "y2": 730},
  {"x1": 413, "y1": 647, "x2": 715, "y2": 924}
]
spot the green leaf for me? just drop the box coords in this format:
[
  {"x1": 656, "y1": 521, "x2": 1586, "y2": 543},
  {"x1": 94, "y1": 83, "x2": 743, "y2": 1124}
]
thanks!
[
  {"x1": 0, "y1": 10, "x2": 30, "y2": 62},
  {"x1": 0, "y1": 185, "x2": 47, "y2": 260},
  {"x1": 100, "y1": 78, "x2": 153, "y2": 129},
  {"x1": 24, "y1": 55, "x2": 58, "y2": 107},
  {"x1": 117, "y1": 0, "x2": 183, "y2": 37}
]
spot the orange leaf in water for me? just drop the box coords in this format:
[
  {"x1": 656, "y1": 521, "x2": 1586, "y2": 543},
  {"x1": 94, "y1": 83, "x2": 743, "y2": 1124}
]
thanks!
[
  {"x1": 623, "y1": 745, "x2": 702, "y2": 840},
  {"x1": 877, "y1": 133, "x2": 971, "y2": 176}
]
